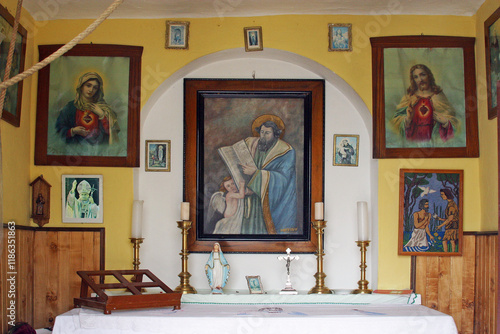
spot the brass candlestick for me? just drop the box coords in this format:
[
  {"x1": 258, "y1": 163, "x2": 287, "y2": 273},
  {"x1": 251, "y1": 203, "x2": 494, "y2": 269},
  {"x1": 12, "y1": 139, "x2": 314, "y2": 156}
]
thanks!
[
  {"x1": 174, "y1": 220, "x2": 197, "y2": 294},
  {"x1": 308, "y1": 220, "x2": 332, "y2": 294},
  {"x1": 129, "y1": 238, "x2": 144, "y2": 270},
  {"x1": 352, "y1": 240, "x2": 372, "y2": 294}
]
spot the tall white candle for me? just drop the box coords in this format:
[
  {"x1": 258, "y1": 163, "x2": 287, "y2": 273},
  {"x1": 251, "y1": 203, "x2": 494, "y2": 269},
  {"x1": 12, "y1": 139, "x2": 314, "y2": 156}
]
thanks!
[
  {"x1": 314, "y1": 202, "x2": 324, "y2": 221},
  {"x1": 357, "y1": 201, "x2": 369, "y2": 241},
  {"x1": 181, "y1": 202, "x2": 190, "y2": 221},
  {"x1": 131, "y1": 200, "x2": 144, "y2": 239}
]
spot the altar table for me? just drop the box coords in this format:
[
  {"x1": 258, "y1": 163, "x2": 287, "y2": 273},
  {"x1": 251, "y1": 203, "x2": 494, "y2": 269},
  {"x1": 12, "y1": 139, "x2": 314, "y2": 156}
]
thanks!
[{"x1": 53, "y1": 292, "x2": 457, "y2": 334}]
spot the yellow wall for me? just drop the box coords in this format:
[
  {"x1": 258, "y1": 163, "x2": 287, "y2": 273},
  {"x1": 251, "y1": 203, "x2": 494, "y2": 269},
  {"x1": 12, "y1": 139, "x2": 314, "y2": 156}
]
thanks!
[
  {"x1": 1, "y1": 0, "x2": 35, "y2": 226},
  {"x1": 1, "y1": 4, "x2": 495, "y2": 286},
  {"x1": 476, "y1": 0, "x2": 499, "y2": 232}
]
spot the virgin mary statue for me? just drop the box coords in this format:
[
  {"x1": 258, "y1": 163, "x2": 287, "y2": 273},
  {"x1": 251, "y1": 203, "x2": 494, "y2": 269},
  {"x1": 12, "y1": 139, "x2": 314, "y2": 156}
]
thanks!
[{"x1": 205, "y1": 243, "x2": 230, "y2": 294}]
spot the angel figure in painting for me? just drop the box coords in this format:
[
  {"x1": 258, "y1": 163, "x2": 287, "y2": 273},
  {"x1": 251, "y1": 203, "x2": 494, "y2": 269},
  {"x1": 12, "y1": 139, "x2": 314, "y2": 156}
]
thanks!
[
  {"x1": 207, "y1": 176, "x2": 249, "y2": 234},
  {"x1": 205, "y1": 242, "x2": 230, "y2": 294},
  {"x1": 55, "y1": 72, "x2": 120, "y2": 146}
]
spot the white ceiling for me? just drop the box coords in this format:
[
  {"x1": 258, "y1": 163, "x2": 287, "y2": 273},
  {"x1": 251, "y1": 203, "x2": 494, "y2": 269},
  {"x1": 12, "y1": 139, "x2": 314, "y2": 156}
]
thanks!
[{"x1": 21, "y1": 0, "x2": 486, "y2": 20}]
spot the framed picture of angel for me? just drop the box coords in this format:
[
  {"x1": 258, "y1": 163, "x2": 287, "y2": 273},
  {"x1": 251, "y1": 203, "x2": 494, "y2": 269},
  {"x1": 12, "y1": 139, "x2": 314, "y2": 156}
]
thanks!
[
  {"x1": 184, "y1": 79, "x2": 325, "y2": 253},
  {"x1": 398, "y1": 169, "x2": 463, "y2": 256}
]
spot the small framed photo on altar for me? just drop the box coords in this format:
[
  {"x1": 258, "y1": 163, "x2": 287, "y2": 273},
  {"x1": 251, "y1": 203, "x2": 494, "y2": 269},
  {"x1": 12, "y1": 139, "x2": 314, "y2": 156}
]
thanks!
[
  {"x1": 246, "y1": 275, "x2": 264, "y2": 294},
  {"x1": 145, "y1": 140, "x2": 171, "y2": 172},
  {"x1": 62, "y1": 175, "x2": 103, "y2": 223}
]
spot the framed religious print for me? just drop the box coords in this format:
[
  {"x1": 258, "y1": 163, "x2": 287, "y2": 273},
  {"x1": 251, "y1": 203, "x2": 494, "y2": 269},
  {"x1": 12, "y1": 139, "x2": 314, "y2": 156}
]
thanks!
[
  {"x1": 398, "y1": 169, "x2": 463, "y2": 256},
  {"x1": 371, "y1": 36, "x2": 479, "y2": 159},
  {"x1": 184, "y1": 79, "x2": 325, "y2": 253},
  {"x1": 145, "y1": 140, "x2": 171, "y2": 172},
  {"x1": 333, "y1": 134, "x2": 359, "y2": 166},
  {"x1": 244, "y1": 26, "x2": 263, "y2": 52},
  {"x1": 246, "y1": 275, "x2": 264, "y2": 294},
  {"x1": 62, "y1": 174, "x2": 103, "y2": 223},
  {"x1": 485, "y1": 7, "x2": 500, "y2": 119},
  {"x1": 165, "y1": 21, "x2": 189, "y2": 49},
  {"x1": 0, "y1": 4, "x2": 27, "y2": 127},
  {"x1": 328, "y1": 23, "x2": 352, "y2": 52},
  {"x1": 34, "y1": 44, "x2": 143, "y2": 167}
]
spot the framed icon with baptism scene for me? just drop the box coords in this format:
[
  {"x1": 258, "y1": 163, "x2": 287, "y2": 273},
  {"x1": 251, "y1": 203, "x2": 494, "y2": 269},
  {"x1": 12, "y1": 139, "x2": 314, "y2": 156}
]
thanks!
[{"x1": 398, "y1": 169, "x2": 463, "y2": 256}]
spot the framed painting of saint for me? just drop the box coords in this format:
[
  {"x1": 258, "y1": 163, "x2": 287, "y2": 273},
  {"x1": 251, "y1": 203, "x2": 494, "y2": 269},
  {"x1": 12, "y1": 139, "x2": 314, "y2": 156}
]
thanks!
[
  {"x1": 184, "y1": 79, "x2": 325, "y2": 253},
  {"x1": 34, "y1": 44, "x2": 143, "y2": 167},
  {"x1": 371, "y1": 36, "x2": 479, "y2": 159}
]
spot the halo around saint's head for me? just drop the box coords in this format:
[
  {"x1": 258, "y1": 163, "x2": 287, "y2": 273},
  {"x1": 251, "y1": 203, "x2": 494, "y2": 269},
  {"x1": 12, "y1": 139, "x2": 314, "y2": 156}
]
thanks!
[{"x1": 251, "y1": 114, "x2": 286, "y2": 139}]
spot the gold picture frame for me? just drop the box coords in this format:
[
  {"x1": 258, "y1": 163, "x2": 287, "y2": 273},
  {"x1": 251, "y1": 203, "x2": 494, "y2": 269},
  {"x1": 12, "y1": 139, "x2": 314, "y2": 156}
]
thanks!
[
  {"x1": 246, "y1": 275, "x2": 264, "y2": 294},
  {"x1": 165, "y1": 21, "x2": 190, "y2": 49},
  {"x1": 244, "y1": 26, "x2": 263, "y2": 52},
  {"x1": 145, "y1": 140, "x2": 171, "y2": 172},
  {"x1": 328, "y1": 23, "x2": 352, "y2": 52},
  {"x1": 333, "y1": 134, "x2": 359, "y2": 166}
]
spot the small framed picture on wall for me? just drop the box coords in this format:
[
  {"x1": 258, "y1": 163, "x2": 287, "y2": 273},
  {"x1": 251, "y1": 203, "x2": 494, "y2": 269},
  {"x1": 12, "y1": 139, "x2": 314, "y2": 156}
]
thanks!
[
  {"x1": 62, "y1": 175, "x2": 103, "y2": 223},
  {"x1": 328, "y1": 23, "x2": 352, "y2": 52},
  {"x1": 333, "y1": 134, "x2": 359, "y2": 166},
  {"x1": 165, "y1": 21, "x2": 189, "y2": 49},
  {"x1": 145, "y1": 140, "x2": 171, "y2": 172},
  {"x1": 244, "y1": 26, "x2": 263, "y2": 52}
]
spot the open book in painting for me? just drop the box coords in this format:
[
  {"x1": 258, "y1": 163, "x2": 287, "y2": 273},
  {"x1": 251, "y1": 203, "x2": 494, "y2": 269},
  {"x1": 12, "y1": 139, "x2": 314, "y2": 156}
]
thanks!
[{"x1": 217, "y1": 140, "x2": 257, "y2": 190}]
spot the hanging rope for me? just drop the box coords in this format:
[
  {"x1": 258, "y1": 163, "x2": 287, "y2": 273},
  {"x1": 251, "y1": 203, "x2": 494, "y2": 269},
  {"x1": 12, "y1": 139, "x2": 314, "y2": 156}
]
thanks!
[
  {"x1": 0, "y1": 0, "x2": 124, "y2": 92},
  {"x1": 0, "y1": 0, "x2": 23, "y2": 115}
]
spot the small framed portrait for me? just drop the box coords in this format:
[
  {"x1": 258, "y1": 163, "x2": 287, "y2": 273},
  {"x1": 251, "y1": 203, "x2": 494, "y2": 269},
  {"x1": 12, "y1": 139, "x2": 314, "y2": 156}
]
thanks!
[
  {"x1": 244, "y1": 26, "x2": 263, "y2": 52},
  {"x1": 62, "y1": 175, "x2": 103, "y2": 223},
  {"x1": 328, "y1": 23, "x2": 352, "y2": 52},
  {"x1": 145, "y1": 140, "x2": 171, "y2": 172},
  {"x1": 165, "y1": 21, "x2": 189, "y2": 49},
  {"x1": 333, "y1": 134, "x2": 359, "y2": 166},
  {"x1": 246, "y1": 275, "x2": 264, "y2": 294}
]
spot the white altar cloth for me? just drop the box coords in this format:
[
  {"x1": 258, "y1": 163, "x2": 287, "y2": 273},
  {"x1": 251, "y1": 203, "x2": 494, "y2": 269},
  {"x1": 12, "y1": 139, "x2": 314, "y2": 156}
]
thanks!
[{"x1": 53, "y1": 303, "x2": 457, "y2": 334}]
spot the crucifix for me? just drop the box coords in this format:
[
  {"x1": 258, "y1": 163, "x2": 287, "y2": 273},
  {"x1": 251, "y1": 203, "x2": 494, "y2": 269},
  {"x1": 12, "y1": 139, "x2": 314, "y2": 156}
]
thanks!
[{"x1": 277, "y1": 248, "x2": 299, "y2": 295}]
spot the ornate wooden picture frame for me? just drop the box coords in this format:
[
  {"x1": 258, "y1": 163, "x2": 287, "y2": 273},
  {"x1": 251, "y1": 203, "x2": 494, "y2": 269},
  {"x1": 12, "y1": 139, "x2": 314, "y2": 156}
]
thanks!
[
  {"x1": 398, "y1": 169, "x2": 463, "y2": 256},
  {"x1": 35, "y1": 44, "x2": 143, "y2": 167},
  {"x1": 0, "y1": 3, "x2": 27, "y2": 127},
  {"x1": 485, "y1": 6, "x2": 500, "y2": 119},
  {"x1": 371, "y1": 36, "x2": 479, "y2": 159},
  {"x1": 184, "y1": 79, "x2": 325, "y2": 253}
]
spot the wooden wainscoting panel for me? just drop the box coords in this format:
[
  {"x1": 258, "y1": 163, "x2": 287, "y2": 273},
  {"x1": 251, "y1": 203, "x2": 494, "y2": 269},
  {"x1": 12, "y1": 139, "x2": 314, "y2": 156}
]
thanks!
[
  {"x1": 33, "y1": 228, "x2": 104, "y2": 329},
  {"x1": 16, "y1": 229, "x2": 35, "y2": 326},
  {"x1": 413, "y1": 233, "x2": 497, "y2": 334},
  {"x1": 474, "y1": 234, "x2": 497, "y2": 334}
]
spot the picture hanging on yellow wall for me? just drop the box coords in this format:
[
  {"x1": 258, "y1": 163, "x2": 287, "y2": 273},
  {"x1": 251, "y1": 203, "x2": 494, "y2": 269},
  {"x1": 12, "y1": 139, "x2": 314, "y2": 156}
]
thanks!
[
  {"x1": 485, "y1": 6, "x2": 500, "y2": 119},
  {"x1": 244, "y1": 26, "x2": 263, "y2": 52},
  {"x1": 62, "y1": 174, "x2": 103, "y2": 223},
  {"x1": 165, "y1": 21, "x2": 190, "y2": 49},
  {"x1": 328, "y1": 23, "x2": 352, "y2": 52},
  {"x1": 34, "y1": 44, "x2": 143, "y2": 167},
  {"x1": 398, "y1": 169, "x2": 463, "y2": 256},
  {"x1": 371, "y1": 36, "x2": 479, "y2": 159},
  {"x1": 0, "y1": 3, "x2": 27, "y2": 127}
]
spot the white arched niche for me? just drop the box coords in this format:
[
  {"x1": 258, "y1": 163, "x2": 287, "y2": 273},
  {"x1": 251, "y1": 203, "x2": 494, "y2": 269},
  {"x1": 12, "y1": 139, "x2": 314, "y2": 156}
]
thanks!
[{"x1": 136, "y1": 48, "x2": 378, "y2": 292}]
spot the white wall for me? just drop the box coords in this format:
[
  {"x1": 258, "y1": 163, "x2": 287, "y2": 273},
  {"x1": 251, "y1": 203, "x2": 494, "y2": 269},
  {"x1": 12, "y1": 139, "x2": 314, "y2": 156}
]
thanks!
[{"x1": 137, "y1": 48, "x2": 378, "y2": 292}]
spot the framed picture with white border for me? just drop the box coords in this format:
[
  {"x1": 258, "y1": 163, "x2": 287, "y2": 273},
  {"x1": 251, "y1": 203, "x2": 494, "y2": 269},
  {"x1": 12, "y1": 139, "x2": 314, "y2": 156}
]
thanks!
[
  {"x1": 62, "y1": 175, "x2": 103, "y2": 223},
  {"x1": 244, "y1": 26, "x2": 263, "y2": 52},
  {"x1": 246, "y1": 275, "x2": 264, "y2": 294},
  {"x1": 145, "y1": 140, "x2": 171, "y2": 172}
]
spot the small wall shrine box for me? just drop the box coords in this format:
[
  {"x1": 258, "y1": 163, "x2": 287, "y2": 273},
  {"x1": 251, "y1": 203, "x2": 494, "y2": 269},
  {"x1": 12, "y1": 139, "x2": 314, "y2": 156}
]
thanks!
[{"x1": 30, "y1": 175, "x2": 51, "y2": 227}]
